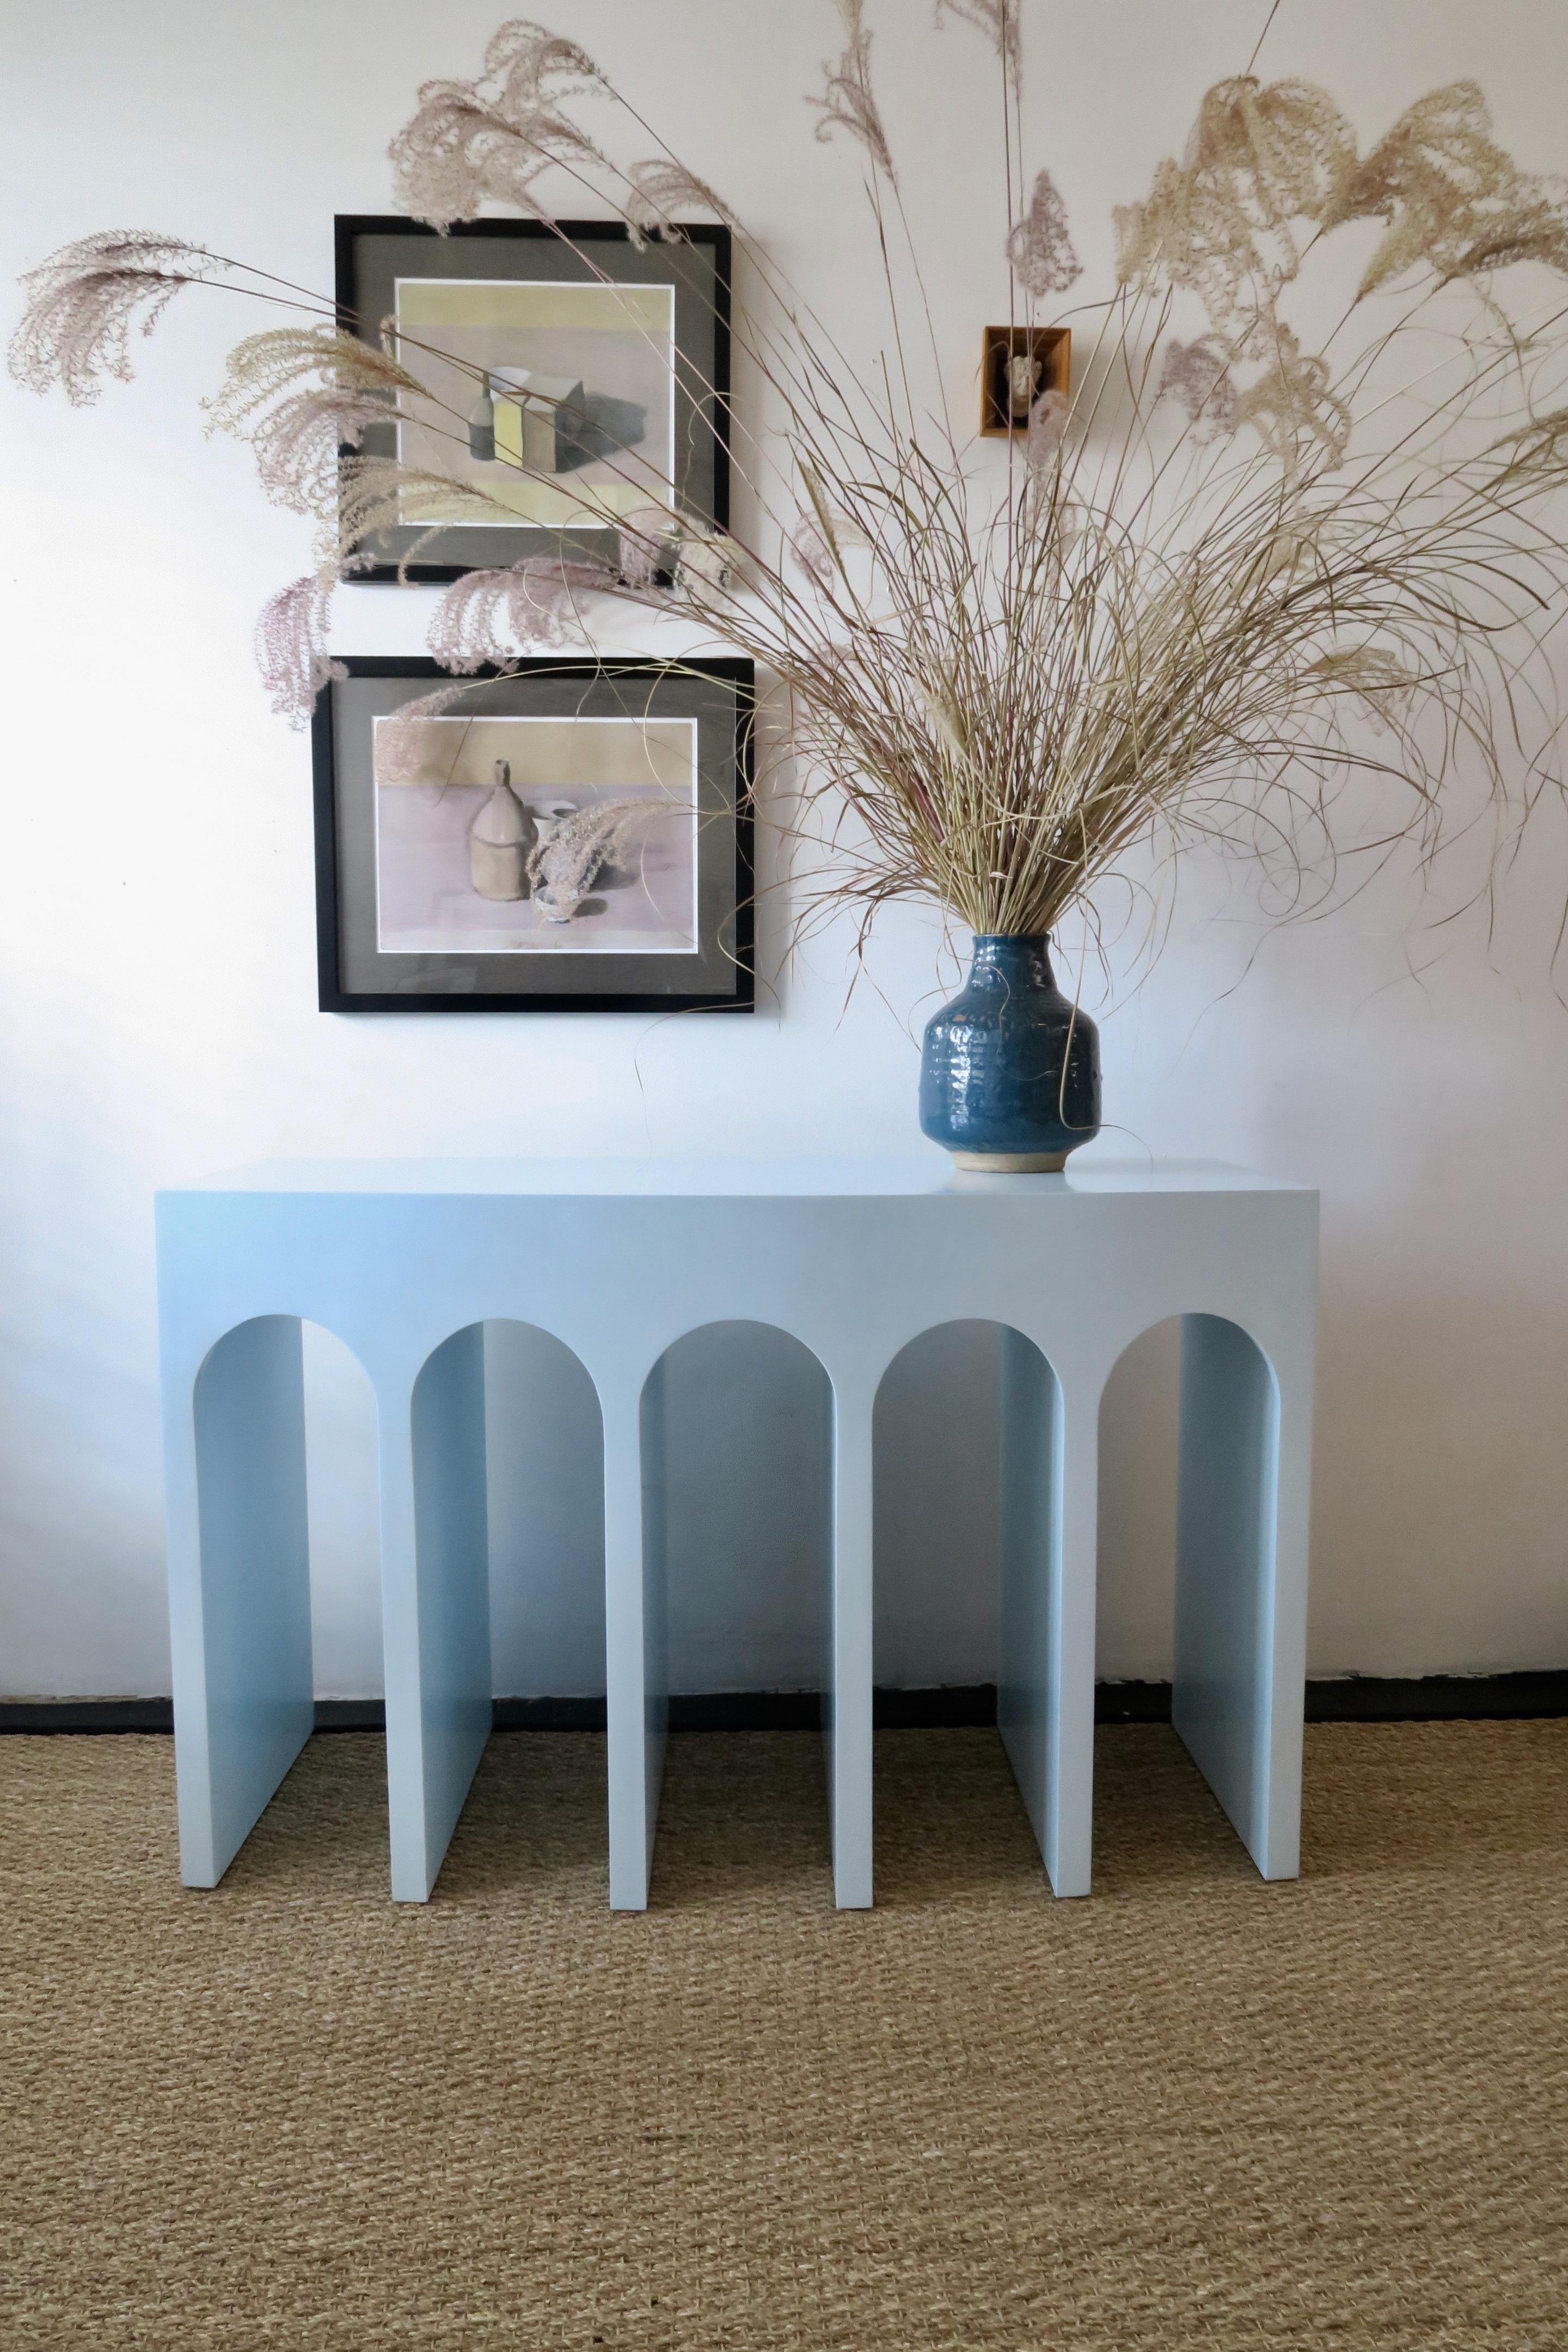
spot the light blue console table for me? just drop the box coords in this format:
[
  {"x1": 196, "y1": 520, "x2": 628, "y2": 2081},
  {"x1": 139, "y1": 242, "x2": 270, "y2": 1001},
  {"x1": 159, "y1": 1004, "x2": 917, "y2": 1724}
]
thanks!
[{"x1": 155, "y1": 1157, "x2": 1318, "y2": 1908}]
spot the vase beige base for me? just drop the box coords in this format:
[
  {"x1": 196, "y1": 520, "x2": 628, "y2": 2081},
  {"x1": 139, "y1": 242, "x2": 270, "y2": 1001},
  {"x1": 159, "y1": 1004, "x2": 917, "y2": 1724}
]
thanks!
[{"x1": 949, "y1": 1149, "x2": 1069, "y2": 1173}]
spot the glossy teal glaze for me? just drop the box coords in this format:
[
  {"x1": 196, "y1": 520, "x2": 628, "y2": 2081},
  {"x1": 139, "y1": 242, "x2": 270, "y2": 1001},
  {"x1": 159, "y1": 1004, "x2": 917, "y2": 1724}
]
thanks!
[{"x1": 918, "y1": 935, "x2": 1101, "y2": 1166}]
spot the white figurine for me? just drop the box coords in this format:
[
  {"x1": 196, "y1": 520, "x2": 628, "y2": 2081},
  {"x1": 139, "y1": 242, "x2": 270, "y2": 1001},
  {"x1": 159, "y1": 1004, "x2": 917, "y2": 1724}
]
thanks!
[{"x1": 1008, "y1": 349, "x2": 1043, "y2": 422}]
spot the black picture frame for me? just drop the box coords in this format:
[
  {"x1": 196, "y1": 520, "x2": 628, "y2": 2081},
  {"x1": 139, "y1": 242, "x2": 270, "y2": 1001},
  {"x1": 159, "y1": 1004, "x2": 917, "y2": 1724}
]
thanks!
[
  {"x1": 334, "y1": 215, "x2": 732, "y2": 584},
  {"x1": 313, "y1": 658, "x2": 755, "y2": 1015}
]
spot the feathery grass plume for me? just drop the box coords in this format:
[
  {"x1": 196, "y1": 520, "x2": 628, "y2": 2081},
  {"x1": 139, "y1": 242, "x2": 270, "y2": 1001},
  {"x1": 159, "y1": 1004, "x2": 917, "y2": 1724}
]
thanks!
[
  {"x1": 1021, "y1": 393, "x2": 1074, "y2": 540},
  {"x1": 427, "y1": 556, "x2": 612, "y2": 666},
  {"x1": 1322, "y1": 81, "x2": 1568, "y2": 291},
  {"x1": 789, "y1": 513, "x2": 837, "y2": 587},
  {"x1": 203, "y1": 329, "x2": 430, "y2": 518},
  {"x1": 388, "y1": 17, "x2": 609, "y2": 228},
  {"x1": 372, "y1": 682, "x2": 488, "y2": 782},
  {"x1": 1025, "y1": 385, "x2": 1069, "y2": 466},
  {"x1": 1007, "y1": 170, "x2": 1081, "y2": 297},
  {"x1": 237, "y1": 387, "x2": 394, "y2": 517},
  {"x1": 207, "y1": 328, "x2": 519, "y2": 574},
  {"x1": 626, "y1": 160, "x2": 738, "y2": 244},
  {"x1": 1232, "y1": 326, "x2": 1351, "y2": 469},
  {"x1": 1499, "y1": 404, "x2": 1568, "y2": 469},
  {"x1": 1156, "y1": 335, "x2": 1238, "y2": 440},
  {"x1": 333, "y1": 457, "x2": 516, "y2": 577},
  {"x1": 1114, "y1": 77, "x2": 1355, "y2": 352},
  {"x1": 16, "y1": 21, "x2": 1568, "y2": 990},
  {"x1": 1308, "y1": 648, "x2": 1420, "y2": 736},
  {"x1": 1182, "y1": 74, "x2": 1354, "y2": 225},
  {"x1": 8, "y1": 233, "x2": 225, "y2": 404},
  {"x1": 810, "y1": 0, "x2": 894, "y2": 176},
  {"x1": 934, "y1": 0, "x2": 1021, "y2": 95},
  {"x1": 203, "y1": 328, "x2": 425, "y2": 428},
  {"x1": 255, "y1": 577, "x2": 345, "y2": 727},
  {"x1": 426, "y1": 567, "x2": 532, "y2": 670}
]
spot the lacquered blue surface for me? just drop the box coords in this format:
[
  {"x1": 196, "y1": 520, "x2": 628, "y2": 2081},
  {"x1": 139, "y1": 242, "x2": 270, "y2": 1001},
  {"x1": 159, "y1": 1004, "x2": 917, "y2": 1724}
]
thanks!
[
  {"x1": 158, "y1": 1155, "x2": 1317, "y2": 1906},
  {"x1": 918, "y1": 935, "x2": 1101, "y2": 1162}
]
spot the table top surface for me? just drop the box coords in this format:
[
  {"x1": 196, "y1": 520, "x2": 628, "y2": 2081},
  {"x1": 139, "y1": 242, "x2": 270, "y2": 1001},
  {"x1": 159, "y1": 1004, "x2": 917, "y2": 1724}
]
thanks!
[{"x1": 163, "y1": 1155, "x2": 1313, "y2": 1200}]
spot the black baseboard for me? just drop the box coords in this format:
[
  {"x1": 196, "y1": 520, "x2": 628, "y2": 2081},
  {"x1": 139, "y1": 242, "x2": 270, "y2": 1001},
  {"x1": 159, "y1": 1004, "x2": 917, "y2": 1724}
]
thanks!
[
  {"x1": 3, "y1": 1673, "x2": 1566, "y2": 1737},
  {"x1": 1302, "y1": 1670, "x2": 1568, "y2": 1722},
  {"x1": 0, "y1": 1697, "x2": 179, "y2": 1734},
  {"x1": 1097, "y1": 1674, "x2": 1568, "y2": 1723}
]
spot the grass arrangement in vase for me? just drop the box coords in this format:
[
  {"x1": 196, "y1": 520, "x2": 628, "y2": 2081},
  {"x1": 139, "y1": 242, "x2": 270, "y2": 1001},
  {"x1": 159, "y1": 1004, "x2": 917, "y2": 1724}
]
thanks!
[{"x1": 13, "y1": 6, "x2": 1568, "y2": 1162}]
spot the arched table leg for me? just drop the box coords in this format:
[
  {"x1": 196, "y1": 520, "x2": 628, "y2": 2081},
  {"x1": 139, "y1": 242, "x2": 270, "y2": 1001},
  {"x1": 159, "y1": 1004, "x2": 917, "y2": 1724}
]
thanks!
[
  {"x1": 604, "y1": 1377, "x2": 667, "y2": 1910},
  {"x1": 1173, "y1": 1313, "x2": 1308, "y2": 1880},
  {"x1": 828, "y1": 1389, "x2": 874, "y2": 1909},
  {"x1": 380, "y1": 1325, "x2": 492, "y2": 1902},
  {"x1": 171, "y1": 1315, "x2": 314, "y2": 1887},
  {"x1": 997, "y1": 1331, "x2": 1095, "y2": 1897}
]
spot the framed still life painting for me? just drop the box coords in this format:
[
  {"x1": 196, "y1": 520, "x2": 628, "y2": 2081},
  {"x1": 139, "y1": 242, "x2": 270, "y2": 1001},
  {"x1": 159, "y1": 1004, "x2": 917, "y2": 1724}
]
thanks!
[
  {"x1": 334, "y1": 216, "x2": 732, "y2": 580},
  {"x1": 313, "y1": 659, "x2": 755, "y2": 1013}
]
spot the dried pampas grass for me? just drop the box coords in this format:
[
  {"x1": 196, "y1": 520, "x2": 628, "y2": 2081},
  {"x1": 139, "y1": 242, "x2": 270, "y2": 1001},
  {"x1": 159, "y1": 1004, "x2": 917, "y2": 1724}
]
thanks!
[
  {"x1": 387, "y1": 19, "x2": 609, "y2": 229},
  {"x1": 255, "y1": 577, "x2": 345, "y2": 727},
  {"x1": 810, "y1": 0, "x2": 894, "y2": 177},
  {"x1": 9, "y1": 232, "x2": 224, "y2": 406},
  {"x1": 1324, "y1": 81, "x2": 1568, "y2": 293},
  {"x1": 14, "y1": 13, "x2": 1568, "y2": 983},
  {"x1": 1008, "y1": 171, "x2": 1082, "y2": 299},
  {"x1": 426, "y1": 558, "x2": 611, "y2": 665}
]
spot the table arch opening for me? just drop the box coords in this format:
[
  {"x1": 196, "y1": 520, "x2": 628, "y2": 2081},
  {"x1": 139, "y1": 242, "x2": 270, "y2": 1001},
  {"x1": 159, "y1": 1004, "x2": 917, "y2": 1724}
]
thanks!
[
  {"x1": 1097, "y1": 1317, "x2": 1184, "y2": 1710},
  {"x1": 409, "y1": 1314, "x2": 607, "y2": 1702},
  {"x1": 189, "y1": 1315, "x2": 379, "y2": 1874},
  {"x1": 194, "y1": 1318, "x2": 381, "y2": 1714},
  {"x1": 480, "y1": 1321, "x2": 606, "y2": 1710},
  {"x1": 872, "y1": 1321, "x2": 1064, "y2": 1890},
  {"x1": 298, "y1": 1320, "x2": 382, "y2": 1708},
  {"x1": 637, "y1": 1320, "x2": 835, "y2": 1893},
  {"x1": 872, "y1": 1320, "x2": 1047, "y2": 1700},
  {"x1": 1095, "y1": 1312, "x2": 1281, "y2": 1878}
]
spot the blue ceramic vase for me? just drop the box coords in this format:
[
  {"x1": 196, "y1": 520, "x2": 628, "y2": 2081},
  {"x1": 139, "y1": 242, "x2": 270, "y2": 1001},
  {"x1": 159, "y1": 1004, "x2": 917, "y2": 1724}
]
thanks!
[{"x1": 918, "y1": 934, "x2": 1100, "y2": 1170}]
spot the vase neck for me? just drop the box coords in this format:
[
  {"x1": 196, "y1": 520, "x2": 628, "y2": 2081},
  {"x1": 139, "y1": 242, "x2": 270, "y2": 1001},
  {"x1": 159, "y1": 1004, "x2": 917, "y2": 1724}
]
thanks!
[{"x1": 969, "y1": 933, "x2": 1054, "y2": 982}]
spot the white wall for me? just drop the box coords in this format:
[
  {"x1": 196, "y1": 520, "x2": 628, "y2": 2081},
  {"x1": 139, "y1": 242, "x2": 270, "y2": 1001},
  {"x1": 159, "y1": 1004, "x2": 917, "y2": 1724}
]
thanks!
[{"x1": 2, "y1": 0, "x2": 1566, "y2": 1700}]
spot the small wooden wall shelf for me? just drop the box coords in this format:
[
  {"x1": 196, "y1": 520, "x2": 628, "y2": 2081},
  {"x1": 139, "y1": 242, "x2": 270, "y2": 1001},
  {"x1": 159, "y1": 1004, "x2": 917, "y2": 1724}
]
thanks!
[{"x1": 981, "y1": 324, "x2": 1071, "y2": 437}]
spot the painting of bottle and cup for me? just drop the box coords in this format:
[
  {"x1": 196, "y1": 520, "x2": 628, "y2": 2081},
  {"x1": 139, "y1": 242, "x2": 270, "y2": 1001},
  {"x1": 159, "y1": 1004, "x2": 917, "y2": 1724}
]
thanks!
[{"x1": 372, "y1": 713, "x2": 700, "y2": 955}]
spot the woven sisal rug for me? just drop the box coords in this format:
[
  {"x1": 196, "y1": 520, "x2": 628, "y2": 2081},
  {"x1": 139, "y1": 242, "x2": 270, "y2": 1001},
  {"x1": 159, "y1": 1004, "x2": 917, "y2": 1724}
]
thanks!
[{"x1": 2, "y1": 1721, "x2": 1565, "y2": 2348}]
